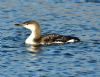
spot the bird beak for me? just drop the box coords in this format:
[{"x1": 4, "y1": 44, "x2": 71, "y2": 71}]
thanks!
[{"x1": 15, "y1": 23, "x2": 24, "y2": 26}]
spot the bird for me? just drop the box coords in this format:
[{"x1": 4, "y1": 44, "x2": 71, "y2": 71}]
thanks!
[{"x1": 15, "y1": 20, "x2": 80, "y2": 46}]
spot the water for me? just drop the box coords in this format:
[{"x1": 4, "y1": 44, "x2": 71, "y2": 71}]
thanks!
[{"x1": 0, "y1": 0, "x2": 100, "y2": 77}]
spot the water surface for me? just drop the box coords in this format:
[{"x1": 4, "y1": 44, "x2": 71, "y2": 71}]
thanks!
[{"x1": 0, "y1": 0, "x2": 100, "y2": 77}]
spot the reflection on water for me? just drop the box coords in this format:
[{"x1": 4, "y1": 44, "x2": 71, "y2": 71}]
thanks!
[{"x1": 26, "y1": 45, "x2": 41, "y2": 52}]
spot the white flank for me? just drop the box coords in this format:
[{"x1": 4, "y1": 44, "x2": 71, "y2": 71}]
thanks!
[
  {"x1": 67, "y1": 39, "x2": 75, "y2": 42},
  {"x1": 54, "y1": 41, "x2": 63, "y2": 44}
]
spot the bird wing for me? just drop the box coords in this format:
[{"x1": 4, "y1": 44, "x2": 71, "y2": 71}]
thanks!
[{"x1": 41, "y1": 34, "x2": 74, "y2": 44}]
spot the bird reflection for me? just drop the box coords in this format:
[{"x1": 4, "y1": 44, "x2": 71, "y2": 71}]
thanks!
[{"x1": 25, "y1": 44, "x2": 41, "y2": 53}]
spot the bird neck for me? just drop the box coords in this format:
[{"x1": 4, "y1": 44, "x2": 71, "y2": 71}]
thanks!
[{"x1": 25, "y1": 26, "x2": 41, "y2": 45}]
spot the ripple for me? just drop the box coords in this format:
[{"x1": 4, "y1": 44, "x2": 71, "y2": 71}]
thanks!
[
  {"x1": 88, "y1": 59, "x2": 97, "y2": 63},
  {"x1": 63, "y1": 53, "x2": 74, "y2": 58}
]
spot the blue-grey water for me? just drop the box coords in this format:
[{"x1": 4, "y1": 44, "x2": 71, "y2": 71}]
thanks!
[{"x1": 0, "y1": 0, "x2": 100, "y2": 77}]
